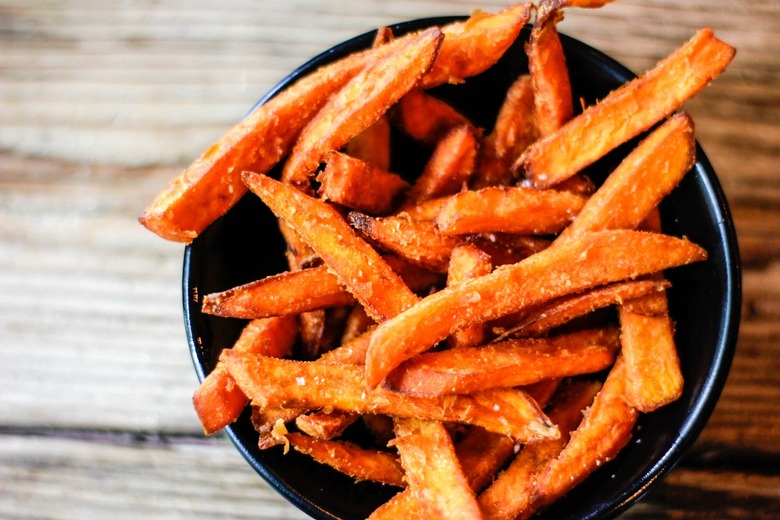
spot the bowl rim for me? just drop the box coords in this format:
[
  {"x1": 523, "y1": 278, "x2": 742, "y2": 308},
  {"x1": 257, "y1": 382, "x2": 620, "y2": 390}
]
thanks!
[{"x1": 182, "y1": 16, "x2": 742, "y2": 520}]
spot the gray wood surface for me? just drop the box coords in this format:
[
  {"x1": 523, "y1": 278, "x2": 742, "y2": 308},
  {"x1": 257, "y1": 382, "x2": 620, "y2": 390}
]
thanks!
[{"x1": 2, "y1": 0, "x2": 779, "y2": 518}]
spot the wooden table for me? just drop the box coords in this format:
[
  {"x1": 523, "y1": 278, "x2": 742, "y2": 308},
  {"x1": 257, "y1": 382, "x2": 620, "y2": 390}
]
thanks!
[{"x1": 2, "y1": 1, "x2": 778, "y2": 518}]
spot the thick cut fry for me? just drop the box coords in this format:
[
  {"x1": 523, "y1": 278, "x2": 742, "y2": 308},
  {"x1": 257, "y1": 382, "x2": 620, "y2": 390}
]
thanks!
[
  {"x1": 317, "y1": 152, "x2": 410, "y2": 215},
  {"x1": 433, "y1": 185, "x2": 587, "y2": 235},
  {"x1": 192, "y1": 316, "x2": 298, "y2": 435},
  {"x1": 403, "y1": 125, "x2": 479, "y2": 205},
  {"x1": 391, "y1": 418, "x2": 482, "y2": 520},
  {"x1": 557, "y1": 112, "x2": 696, "y2": 241},
  {"x1": 421, "y1": 3, "x2": 532, "y2": 87},
  {"x1": 393, "y1": 89, "x2": 473, "y2": 146},
  {"x1": 519, "y1": 28, "x2": 735, "y2": 188},
  {"x1": 282, "y1": 29, "x2": 444, "y2": 189},
  {"x1": 221, "y1": 349, "x2": 558, "y2": 442},
  {"x1": 201, "y1": 265, "x2": 354, "y2": 319},
  {"x1": 349, "y1": 212, "x2": 462, "y2": 273},
  {"x1": 478, "y1": 378, "x2": 602, "y2": 520},
  {"x1": 287, "y1": 432, "x2": 406, "y2": 487},
  {"x1": 384, "y1": 328, "x2": 619, "y2": 397},
  {"x1": 493, "y1": 278, "x2": 671, "y2": 339},
  {"x1": 619, "y1": 293, "x2": 683, "y2": 412},
  {"x1": 523, "y1": 357, "x2": 638, "y2": 518},
  {"x1": 364, "y1": 229, "x2": 707, "y2": 388},
  {"x1": 242, "y1": 172, "x2": 419, "y2": 322},
  {"x1": 527, "y1": 9, "x2": 573, "y2": 137},
  {"x1": 446, "y1": 244, "x2": 493, "y2": 348}
]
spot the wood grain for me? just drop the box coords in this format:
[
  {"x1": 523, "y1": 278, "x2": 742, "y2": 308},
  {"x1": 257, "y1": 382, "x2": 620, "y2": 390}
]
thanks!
[{"x1": 1, "y1": 0, "x2": 779, "y2": 518}]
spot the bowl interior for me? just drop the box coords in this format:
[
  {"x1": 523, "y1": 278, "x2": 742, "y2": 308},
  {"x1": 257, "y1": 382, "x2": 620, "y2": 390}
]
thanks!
[{"x1": 183, "y1": 18, "x2": 741, "y2": 520}]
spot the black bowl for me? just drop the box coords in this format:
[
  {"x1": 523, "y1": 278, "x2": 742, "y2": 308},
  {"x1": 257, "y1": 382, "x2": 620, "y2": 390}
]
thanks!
[{"x1": 183, "y1": 17, "x2": 741, "y2": 520}]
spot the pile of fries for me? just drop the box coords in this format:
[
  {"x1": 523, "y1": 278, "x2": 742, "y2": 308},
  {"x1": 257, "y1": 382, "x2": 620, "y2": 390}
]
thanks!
[{"x1": 140, "y1": 1, "x2": 735, "y2": 518}]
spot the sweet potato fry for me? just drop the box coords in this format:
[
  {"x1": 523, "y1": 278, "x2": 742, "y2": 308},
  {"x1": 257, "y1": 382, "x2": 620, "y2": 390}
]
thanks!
[
  {"x1": 340, "y1": 305, "x2": 375, "y2": 344},
  {"x1": 469, "y1": 233, "x2": 551, "y2": 266},
  {"x1": 446, "y1": 244, "x2": 493, "y2": 348},
  {"x1": 364, "y1": 229, "x2": 707, "y2": 388},
  {"x1": 557, "y1": 112, "x2": 696, "y2": 241},
  {"x1": 527, "y1": 8, "x2": 573, "y2": 137},
  {"x1": 493, "y1": 278, "x2": 671, "y2": 339},
  {"x1": 523, "y1": 356, "x2": 638, "y2": 517},
  {"x1": 295, "y1": 410, "x2": 358, "y2": 440},
  {"x1": 317, "y1": 151, "x2": 410, "y2": 215},
  {"x1": 619, "y1": 292, "x2": 683, "y2": 412},
  {"x1": 349, "y1": 212, "x2": 462, "y2": 273},
  {"x1": 393, "y1": 89, "x2": 473, "y2": 146},
  {"x1": 420, "y1": 3, "x2": 532, "y2": 87},
  {"x1": 519, "y1": 28, "x2": 735, "y2": 188},
  {"x1": 287, "y1": 432, "x2": 406, "y2": 487},
  {"x1": 433, "y1": 185, "x2": 587, "y2": 235},
  {"x1": 221, "y1": 349, "x2": 558, "y2": 442},
  {"x1": 403, "y1": 125, "x2": 479, "y2": 205},
  {"x1": 384, "y1": 328, "x2": 619, "y2": 397},
  {"x1": 478, "y1": 378, "x2": 602, "y2": 519},
  {"x1": 391, "y1": 418, "x2": 482, "y2": 519},
  {"x1": 192, "y1": 315, "x2": 298, "y2": 435},
  {"x1": 282, "y1": 28, "x2": 444, "y2": 189},
  {"x1": 201, "y1": 265, "x2": 354, "y2": 319},
  {"x1": 242, "y1": 172, "x2": 419, "y2": 322}
]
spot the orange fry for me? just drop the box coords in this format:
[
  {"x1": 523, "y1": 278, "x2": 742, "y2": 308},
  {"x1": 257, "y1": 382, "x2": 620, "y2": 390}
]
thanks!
[
  {"x1": 393, "y1": 89, "x2": 473, "y2": 146},
  {"x1": 493, "y1": 278, "x2": 671, "y2": 338},
  {"x1": 295, "y1": 410, "x2": 358, "y2": 440},
  {"x1": 557, "y1": 112, "x2": 696, "y2": 241},
  {"x1": 524, "y1": 357, "x2": 638, "y2": 517},
  {"x1": 192, "y1": 316, "x2": 298, "y2": 435},
  {"x1": 433, "y1": 185, "x2": 587, "y2": 235},
  {"x1": 242, "y1": 172, "x2": 419, "y2": 322},
  {"x1": 446, "y1": 244, "x2": 493, "y2": 348},
  {"x1": 391, "y1": 418, "x2": 482, "y2": 519},
  {"x1": 317, "y1": 151, "x2": 410, "y2": 215},
  {"x1": 527, "y1": 8, "x2": 573, "y2": 137},
  {"x1": 364, "y1": 229, "x2": 707, "y2": 388},
  {"x1": 519, "y1": 28, "x2": 735, "y2": 188},
  {"x1": 349, "y1": 212, "x2": 462, "y2": 273},
  {"x1": 201, "y1": 265, "x2": 354, "y2": 319},
  {"x1": 478, "y1": 378, "x2": 602, "y2": 519},
  {"x1": 384, "y1": 328, "x2": 619, "y2": 397},
  {"x1": 287, "y1": 432, "x2": 406, "y2": 487},
  {"x1": 345, "y1": 116, "x2": 392, "y2": 171},
  {"x1": 282, "y1": 28, "x2": 444, "y2": 189},
  {"x1": 221, "y1": 349, "x2": 558, "y2": 442},
  {"x1": 403, "y1": 125, "x2": 479, "y2": 205}
]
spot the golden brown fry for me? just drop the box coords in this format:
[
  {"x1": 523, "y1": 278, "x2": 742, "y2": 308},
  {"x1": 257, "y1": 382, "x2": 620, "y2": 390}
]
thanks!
[
  {"x1": 282, "y1": 29, "x2": 444, "y2": 189},
  {"x1": 384, "y1": 328, "x2": 619, "y2": 397},
  {"x1": 421, "y1": 3, "x2": 532, "y2": 87},
  {"x1": 446, "y1": 244, "x2": 493, "y2": 348},
  {"x1": 557, "y1": 112, "x2": 696, "y2": 242},
  {"x1": 349, "y1": 212, "x2": 462, "y2": 273},
  {"x1": 242, "y1": 172, "x2": 419, "y2": 322},
  {"x1": 391, "y1": 418, "x2": 482, "y2": 519},
  {"x1": 527, "y1": 8, "x2": 573, "y2": 137},
  {"x1": 519, "y1": 28, "x2": 735, "y2": 188},
  {"x1": 192, "y1": 316, "x2": 298, "y2": 435},
  {"x1": 221, "y1": 349, "x2": 558, "y2": 442},
  {"x1": 295, "y1": 410, "x2": 359, "y2": 440},
  {"x1": 433, "y1": 185, "x2": 587, "y2": 235},
  {"x1": 201, "y1": 265, "x2": 354, "y2": 319},
  {"x1": 478, "y1": 378, "x2": 602, "y2": 519},
  {"x1": 523, "y1": 357, "x2": 638, "y2": 518},
  {"x1": 393, "y1": 89, "x2": 473, "y2": 146},
  {"x1": 403, "y1": 125, "x2": 479, "y2": 205},
  {"x1": 493, "y1": 278, "x2": 671, "y2": 338},
  {"x1": 287, "y1": 432, "x2": 406, "y2": 487},
  {"x1": 345, "y1": 116, "x2": 392, "y2": 171},
  {"x1": 619, "y1": 292, "x2": 683, "y2": 412},
  {"x1": 317, "y1": 151, "x2": 410, "y2": 215},
  {"x1": 364, "y1": 229, "x2": 707, "y2": 388}
]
